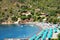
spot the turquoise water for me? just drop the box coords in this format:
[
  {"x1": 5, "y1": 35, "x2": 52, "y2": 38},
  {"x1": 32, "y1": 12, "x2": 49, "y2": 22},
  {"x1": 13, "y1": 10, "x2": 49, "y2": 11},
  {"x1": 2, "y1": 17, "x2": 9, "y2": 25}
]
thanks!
[{"x1": 0, "y1": 24, "x2": 41, "y2": 40}]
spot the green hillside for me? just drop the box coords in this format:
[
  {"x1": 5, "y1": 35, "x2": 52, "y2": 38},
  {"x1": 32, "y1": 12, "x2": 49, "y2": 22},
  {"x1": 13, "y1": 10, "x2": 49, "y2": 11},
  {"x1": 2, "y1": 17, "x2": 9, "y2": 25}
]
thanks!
[{"x1": 0, "y1": 0, "x2": 60, "y2": 24}]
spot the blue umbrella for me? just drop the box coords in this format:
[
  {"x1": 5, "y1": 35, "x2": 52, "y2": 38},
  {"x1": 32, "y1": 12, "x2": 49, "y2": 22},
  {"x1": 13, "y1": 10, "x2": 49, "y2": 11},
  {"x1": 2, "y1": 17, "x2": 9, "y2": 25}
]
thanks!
[
  {"x1": 54, "y1": 27, "x2": 58, "y2": 33},
  {"x1": 29, "y1": 34, "x2": 37, "y2": 40},
  {"x1": 47, "y1": 28, "x2": 53, "y2": 38},
  {"x1": 41, "y1": 29, "x2": 48, "y2": 40},
  {"x1": 35, "y1": 30, "x2": 45, "y2": 40}
]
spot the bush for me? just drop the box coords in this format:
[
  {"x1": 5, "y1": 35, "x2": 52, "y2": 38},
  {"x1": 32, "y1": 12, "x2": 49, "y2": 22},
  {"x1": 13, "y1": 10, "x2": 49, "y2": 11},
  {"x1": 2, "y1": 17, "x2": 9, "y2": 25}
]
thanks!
[
  {"x1": 0, "y1": 0, "x2": 2, "y2": 1},
  {"x1": 18, "y1": 0, "x2": 26, "y2": 3},
  {"x1": 11, "y1": 17, "x2": 18, "y2": 21},
  {"x1": 58, "y1": 33, "x2": 60, "y2": 40},
  {"x1": 51, "y1": 38, "x2": 58, "y2": 40},
  {"x1": 20, "y1": 15, "x2": 27, "y2": 20}
]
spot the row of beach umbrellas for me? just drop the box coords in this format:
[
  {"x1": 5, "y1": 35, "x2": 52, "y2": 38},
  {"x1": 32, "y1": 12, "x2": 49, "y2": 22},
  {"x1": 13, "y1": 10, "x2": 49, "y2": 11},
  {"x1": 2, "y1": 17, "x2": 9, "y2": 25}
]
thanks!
[{"x1": 29, "y1": 26, "x2": 59, "y2": 40}]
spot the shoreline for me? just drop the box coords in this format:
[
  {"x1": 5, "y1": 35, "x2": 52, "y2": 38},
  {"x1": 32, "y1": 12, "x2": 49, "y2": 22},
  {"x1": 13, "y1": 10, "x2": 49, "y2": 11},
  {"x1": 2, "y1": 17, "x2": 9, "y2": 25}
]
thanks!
[
  {"x1": 1, "y1": 22, "x2": 59, "y2": 25},
  {"x1": 0, "y1": 22, "x2": 59, "y2": 29}
]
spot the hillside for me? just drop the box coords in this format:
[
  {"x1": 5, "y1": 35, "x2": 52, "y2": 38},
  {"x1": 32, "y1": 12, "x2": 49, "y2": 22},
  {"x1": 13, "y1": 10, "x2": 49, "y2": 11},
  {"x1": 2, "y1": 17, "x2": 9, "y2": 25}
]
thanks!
[{"x1": 0, "y1": 0, "x2": 60, "y2": 24}]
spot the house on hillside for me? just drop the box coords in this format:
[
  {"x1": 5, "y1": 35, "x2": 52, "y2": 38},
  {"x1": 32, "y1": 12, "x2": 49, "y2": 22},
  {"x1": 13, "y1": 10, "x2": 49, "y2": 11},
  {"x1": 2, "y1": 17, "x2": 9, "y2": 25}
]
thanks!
[
  {"x1": 40, "y1": 12, "x2": 49, "y2": 22},
  {"x1": 40, "y1": 12, "x2": 48, "y2": 17},
  {"x1": 57, "y1": 13, "x2": 60, "y2": 19},
  {"x1": 21, "y1": 11, "x2": 31, "y2": 16}
]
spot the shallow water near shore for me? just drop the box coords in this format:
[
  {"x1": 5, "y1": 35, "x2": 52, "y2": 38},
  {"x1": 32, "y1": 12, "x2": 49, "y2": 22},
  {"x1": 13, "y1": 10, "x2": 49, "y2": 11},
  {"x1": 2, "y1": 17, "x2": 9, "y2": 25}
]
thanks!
[{"x1": 0, "y1": 24, "x2": 41, "y2": 40}]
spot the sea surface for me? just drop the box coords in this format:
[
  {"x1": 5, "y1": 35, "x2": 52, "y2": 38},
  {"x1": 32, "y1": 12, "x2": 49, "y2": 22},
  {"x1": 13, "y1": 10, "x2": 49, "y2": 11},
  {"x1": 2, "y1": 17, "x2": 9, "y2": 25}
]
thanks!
[{"x1": 0, "y1": 24, "x2": 41, "y2": 40}]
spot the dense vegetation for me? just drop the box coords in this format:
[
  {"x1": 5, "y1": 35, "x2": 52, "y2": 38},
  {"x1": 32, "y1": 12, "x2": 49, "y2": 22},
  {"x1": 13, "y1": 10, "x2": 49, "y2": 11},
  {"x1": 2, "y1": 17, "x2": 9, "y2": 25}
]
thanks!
[
  {"x1": 58, "y1": 33, "x2": 60, "y2": 40},
  {"x1": 0, "y1": 0, "x2": 60, "y2": 24}
]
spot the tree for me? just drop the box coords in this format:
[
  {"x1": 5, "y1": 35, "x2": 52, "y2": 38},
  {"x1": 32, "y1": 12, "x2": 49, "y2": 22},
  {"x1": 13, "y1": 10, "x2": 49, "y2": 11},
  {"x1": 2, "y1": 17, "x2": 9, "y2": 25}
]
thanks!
[
  {"x1": 20, "y1": 15, "x2": 27, "y2": 20},
  {"x1": 0, "y1": 0, "x2": 2, "y2": 1},
  {"x1": 58, "y1": 33, "x2": 60, "y2": 40},
  {"x1": 11, "y1": 17, "x2": 18, "y2": 22},
  {"x1": 18, "y1": 0, "x2": 26, "y2": 3}
]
